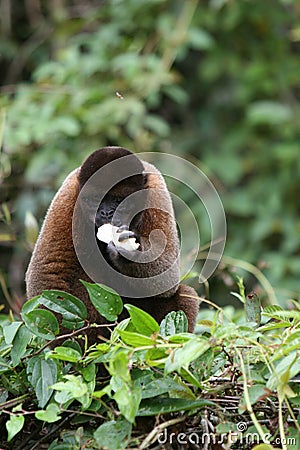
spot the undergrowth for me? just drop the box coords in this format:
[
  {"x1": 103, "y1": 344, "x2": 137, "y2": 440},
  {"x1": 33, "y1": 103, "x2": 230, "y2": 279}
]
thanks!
[{"x1": 0, "y1": 280, "x2": 299, "y2": 450}]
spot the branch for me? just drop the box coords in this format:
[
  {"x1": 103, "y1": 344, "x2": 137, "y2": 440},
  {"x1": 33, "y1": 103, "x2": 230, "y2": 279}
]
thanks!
[{"x1": 26, "y1": 321, "x2": 117, "y2": 358}]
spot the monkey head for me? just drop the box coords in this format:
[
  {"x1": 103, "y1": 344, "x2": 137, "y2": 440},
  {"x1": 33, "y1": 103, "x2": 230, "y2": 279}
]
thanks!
[{"x1": 78, "y1": 147, "x2": 147, "y2": 230}]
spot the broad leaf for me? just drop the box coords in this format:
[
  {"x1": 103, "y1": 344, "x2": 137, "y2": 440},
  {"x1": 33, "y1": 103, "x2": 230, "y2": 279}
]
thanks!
[
  {"x1": 27, "y1": 356, "x2": 58, "y2": 407},
  {"x1": 52, "y1": 375, "x2": 88, "y2": 399},
  {"x1": 35, "y1": 403, "x2": 62, "y2": 423},
  {"x1": 3, "y1": 321, "x2": 22, "y2": 345},
  {"x1": 165, "y1": 337, "x2": 210, "y2": 374},
  {"x1": 46, "y1": 346, "x2": 82, "y2": 363},
  {"x1": 118, "y1": 330, "x2": 156, "y2": 347},
  {"x1": 239, "y1": 384, "x2": 272, "y2": 412},
  {"x1": 267, "y1": 352, "x2": 300, "y2": 391},
  {"x1": 113, "y1": 379, "x2": 141, "y2": 423},
  {"x1": 124, "y1": 304, "x2": 160, "y2": 335},
  {"x1": 109, "y1": 350, "x2": 130, "y2": 382},
  {"x1": 94, "y1": 418, "x2": 132, "y2": 450},
  {"x1": 23, "y1": 309, "x2": 59, "y2": 340},
  {"x1": 81, "y1": 363, "x2": 96, "y2": 382},
  {"x1": 138, "y1": 397, "x2": 215, "y2": 416},
  {"x1": 21, "y1": 295, "x2": 42, "y2": 315},
  {"x1": 40, "y1": 290, "x2": 87, "y2": 329},
  {"x1": 6, "y1": 414, "x2": 25, "y2": 442},
  {"x1": 160, "y1": 311, "x2": 188, "y2": 337},
  {"x1": 141, "y1": 376, "x2": 195, "y2": 399},
  {"x1": 81, "y1": 281, "x2": 123, "y2": 321},
  {"x1": 11, "y1": 325, "x2": 32, "y2": 366}
]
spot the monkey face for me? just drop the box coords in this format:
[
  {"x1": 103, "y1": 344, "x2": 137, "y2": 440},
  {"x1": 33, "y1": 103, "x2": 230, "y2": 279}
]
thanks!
[
  {"x1": 95, "y1": 197, "x2": 122, "y2": 227},
  {"x1": 95, "y1": 191, "x2": 143, "y2": 232}
]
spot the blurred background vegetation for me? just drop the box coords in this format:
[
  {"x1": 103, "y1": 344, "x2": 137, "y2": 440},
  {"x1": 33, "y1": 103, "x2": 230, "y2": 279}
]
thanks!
[{"x1": 1, "y1": 0, "x2": 300, "y2": 310}]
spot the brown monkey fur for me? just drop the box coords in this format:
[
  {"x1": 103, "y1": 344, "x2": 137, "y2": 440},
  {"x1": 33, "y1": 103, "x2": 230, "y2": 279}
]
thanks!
[{"x1": 26, "y1": 147, "x2": 199, "y2": 343}]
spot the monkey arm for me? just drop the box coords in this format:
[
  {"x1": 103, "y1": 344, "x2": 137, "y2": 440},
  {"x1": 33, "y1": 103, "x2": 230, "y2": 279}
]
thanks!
[{"x1": 25, "y1": 169, "x2": 84, "y2": 298}]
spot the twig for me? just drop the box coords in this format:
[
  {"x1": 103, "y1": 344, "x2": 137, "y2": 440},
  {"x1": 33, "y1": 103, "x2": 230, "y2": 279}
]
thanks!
[
  {"x1": 27, "y1": 321, "x2": 117, "y2": 358},
  {"x1": 0, "y1": 394, "x2": 31, "y2": 412},
  {"x1": 28, "y1": 413, "x2": 75, "y2": 450},
  {"x1": 138, "y1": 416, "x2": 186, "y2": 449}
]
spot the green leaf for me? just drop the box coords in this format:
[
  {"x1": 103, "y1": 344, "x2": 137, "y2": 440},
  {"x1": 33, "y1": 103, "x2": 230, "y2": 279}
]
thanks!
[
  {"x1": 27, "y1": 356, "x2": 58, "y2": 407},
  {"x1": 6, "y1": 414, "x2": 25, "y2": 442},
  {"x1": 0, "y1": 107, "x2": 6, "y2": 150},
  {"x1": 52, "y1": 375, "x2": 88, "y2": 399},
  {"x1": 62, "y1": 339, "x2": 82, "y2": 356},
  {"x1": 263, "y1": 305, "x2": 283, "y2": 314},
  {"x1": 245, "y1": 293, "x2": 261, "y2": 326},
  {"x1": 81, "y1": 363, "x2": 96, "y2": 382},
  {"x1": 23, "y1": 309, "x2": 59, "y2": 340},
  {"x1": 138, "y1": 397, "x2": 215, "y2": 416},
  {"x1": 143, "y1": 114, "x2": 170, "y2": 137},
  {"x1": 267, "y1": 353, "x2": 300, "y2": 391},
  {"x1": 94, "y1": 418, "x2": 132, "y2": 450},
  {"x1": 109, "y1": 351, "x2": 130, "y2": 382},
  {"x1": 239, "y1": 384, "x2": 272, "y2": 412},
  {"x1": 118, "y1": 330, "x2": 156, "y2": 347},
  {"x1": 81, "y1": 281, "x2": 123, "y2": 321},
  {"x1": 165, "y1": 337, "x2": 210, "y2": 374},
  {"x1": 264, "y1": 310, "x2": 300, "y2": 321},
  {"x1": 145, "y1": 347, "x2": 167, "y2": 364},
  {"x1": 124, "y1": 304, "x2": 160, "y2": 336},
  {"x1": 113, "y1": 380, "x2": 141, "y2": 423},
  {"x1": 35, "y1": 403, "x2": 62, "y2": 423},
  {"x1": 39, "y1": 290, "x2": 87, "y2": 329},
  {"x1": 21, "y1": 295, "x2": 43, "y2": 314},
  {"x1": 160, "y1": 311, "x2": 188, "y2": 337},
  {"x1": 188, "y1": 27, "x2": 214, "y2": 50},
  {"x1": 3, "y1": 321, "x2": 22, "y2": 344},
  {"x1": 46, "y1": 346, "x2": 82, "y2": 363},
  {"x1": 247, "y1": 101, "x2": 292, "y2": 126},
  {"x1": 179, "y1": 366, "x2": 202, "y2": 388},
  {"x1": 11, "y1": 325, "x2": 32, "y2": 366},
  {"x1": 141, "y1": 377, "x2": 195, "y2": 400},
  {"x1": 168, "y1": 333, "x2": 194, "y2": 343}
]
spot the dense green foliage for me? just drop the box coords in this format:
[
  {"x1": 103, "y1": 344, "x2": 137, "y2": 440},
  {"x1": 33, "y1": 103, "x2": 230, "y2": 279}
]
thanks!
[
  {"x1": 0, "y1": 0, "x2": 300, "y2": 306},
  {"x1": 0, "y1": 282, "x2": 299, "y2": 449}
]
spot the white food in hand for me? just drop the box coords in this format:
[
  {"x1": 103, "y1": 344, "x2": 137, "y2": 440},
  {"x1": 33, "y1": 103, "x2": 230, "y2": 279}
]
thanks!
[
  {"x1": 115, "y1": 237, "x2": 140, "y2": 251},
  {"x1": 96, "y1": 223, "x2": 116, "y2": 244},
  {"x1": 97, "y1": 224, "x2": 140, "y2": 251}
]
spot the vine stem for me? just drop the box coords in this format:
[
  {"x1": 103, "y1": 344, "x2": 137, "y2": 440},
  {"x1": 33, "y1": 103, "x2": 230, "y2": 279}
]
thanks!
[
  {"x1": 236, "y1": 348, "x2": 269, "y2": 444},
  {"x1": 139, "y1": 416, "x2": 186, "y2": 449},
  {"x1": 26, "y1": 321, "x2": 117, "y2": 358},
  {"x1": 278, "y1": 388, "x2": 288, "y2": 450}
]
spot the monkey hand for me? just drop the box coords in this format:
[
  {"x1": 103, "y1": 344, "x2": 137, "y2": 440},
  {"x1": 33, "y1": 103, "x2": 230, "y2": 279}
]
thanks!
[
  {"x1": 115, "y1": 226, "x2": 140, "y2": 251},
  {"x1": 97, "y1": 224, "x2": 140, "y2": 252}
]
